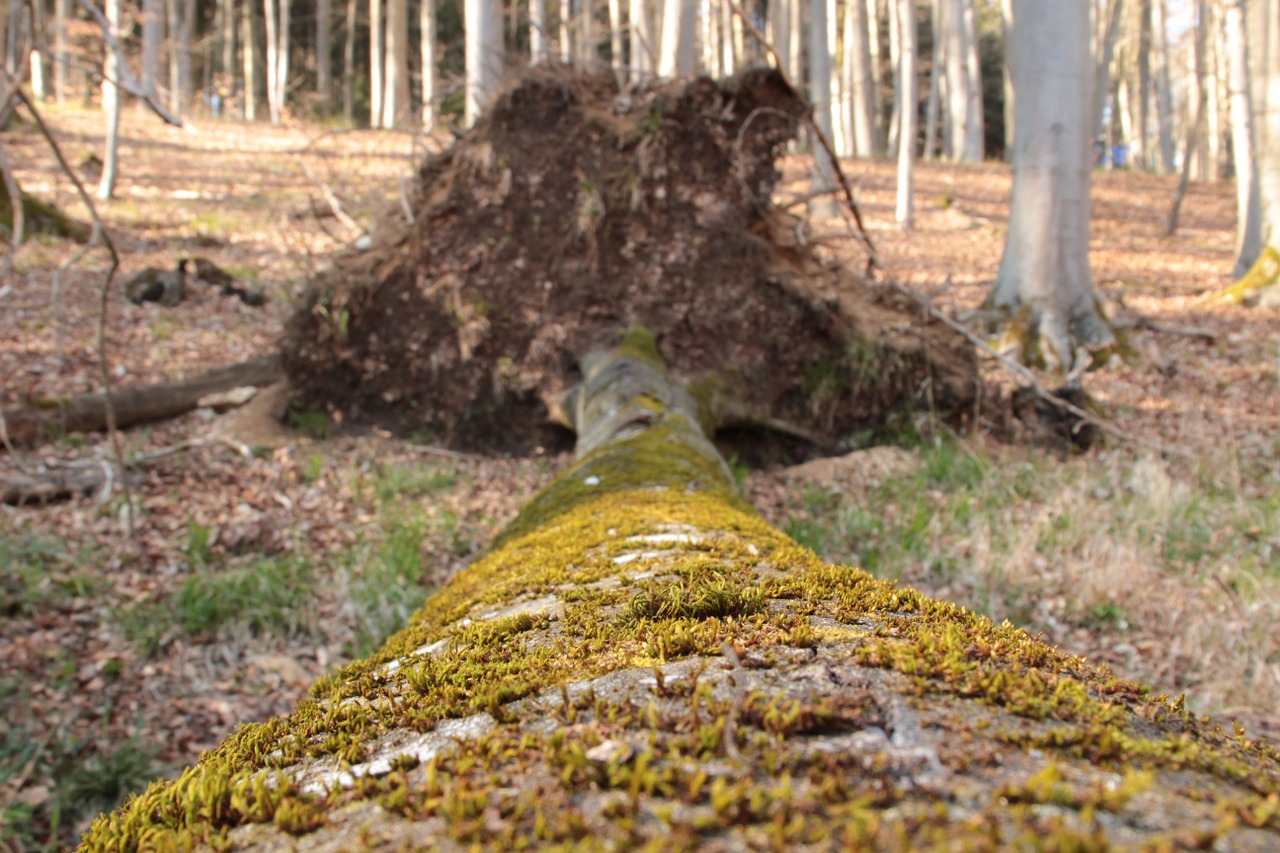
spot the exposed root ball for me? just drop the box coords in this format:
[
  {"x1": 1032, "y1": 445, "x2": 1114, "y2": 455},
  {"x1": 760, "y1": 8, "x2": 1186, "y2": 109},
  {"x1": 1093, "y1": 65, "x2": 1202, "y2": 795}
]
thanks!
[{"x1": 281, "y1": 66, "x2": 977, "y2": 453}]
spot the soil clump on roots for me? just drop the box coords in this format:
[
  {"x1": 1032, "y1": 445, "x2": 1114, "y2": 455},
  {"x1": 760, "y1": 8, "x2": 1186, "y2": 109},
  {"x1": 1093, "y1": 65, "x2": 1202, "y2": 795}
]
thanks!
[{"x1": 281, "y1": 66, "x2": 978, "y2": 455}]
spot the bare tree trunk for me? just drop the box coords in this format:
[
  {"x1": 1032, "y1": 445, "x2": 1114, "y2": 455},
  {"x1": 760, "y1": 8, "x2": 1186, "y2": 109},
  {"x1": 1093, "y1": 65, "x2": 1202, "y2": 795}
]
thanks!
[
  {"x1": 1135, "y1": 0, "x2": 1150, "y2": 168},
  {"x1": 97, "y1": 0, "x2": 121, "y2": 199},
  {"x1": 421, "y1": 0, "x2": 436, "y2": 125},
  {"x1": 464, "y1": 0, "x2": 500, "y2": 126},
  {"x1": 382, "y1": 0, "x2": 408, "y2": 127},
  {"x1": 629, "y1": 0, "x2": 651, "y2": 78},
  {"x1": 896, "y1": 0, "x2": 917, "y2": 227},
  {"x1": 961, "y1": 0, "x2": 983, "y2": 159},
  {"x1": 988, "y1": 0, "x2": 1111, "y2": 369},
  {"x1": 887, "y1": 0, "x2": 900, "y2": 155},
  {"x1": 867, "y1": 0, "x2": 883, "y2": 150},
  {"x1": 768, "y1": 0, "x2": 791, "y2": 78},
  {"x1": 827, "y1": 0, "x2": 844, "y2": 154},
  {"x1": 924, "y1": 0, "x2": 943, "y2": 160},
  {"x1": 809, "y1": 0, "x2": 834, "y2": 215},
  {"x1": 317, "y1": 0, "x2": 331, "y2": 106},
  {"x1": 845, "y1": 0, "x2": 874, "y2": 156},
  {"x1": 243, "y1": 0, "x2": 258, "y2": 119},
  {"x1": 54, "y1": 0, "x2": 69, "y2": 102},
  {"x1": 1151, "y1": 0, "x2": 1173, "y2": 174},
  {"x1": 29, "y1": 0, "x2": 45, "y2": 99},
  {"x1": 530, "y1": 0, "x2": 545, "y2": 61},
  {"x1": 1000, "y1": 0, "x2": 1013, "y2": 158},
  {"x1": 1236, "y1": 0, "x2": 1280, "y2": 292},
  {"x1": 559, "y1": 0, "x2": 570, "y2": 60},
  {"x1": 1165, "y1": 0, "x2": 1206, "y2": 235},
  {"x1": 142, "y1": 0, "x2": 162, "y2": 98},
  {"x1": 342, "y1": 0, "x2": 355, "y2": 121},
  {"x1": 1205, "y1": 4, "x2": 1222, "y2": 180},
  {"x1": 1092, "y1": 0, "x2": 1123, "y2": 143},
  {"x1": 1225, "y1": 0, "x2": 1260, "y2": 275},
  {"x1": 263, "y1": 0, "x2": 279, "y2": 122},
  {"x1": 608, "y1": 0, "x2": 622, "y2": 69},
  {"x1": 940, "y1": 0, "x2": 966, "y2": 158},
  {"x1": 657, "y1": 0, "x2": 694, "y2": 76},
  {"x1": 222, "y1": 0, "x2": 236, "y2": 83},
  {"x1": 719, "y1": 0, "x2": 734, "y2": 75},
  {"x1": 581, "y1": 0, "x2": 596, "y2": 63},
  {"x1": 369, "y1": 0, "x2": 383, "y2": 126}
]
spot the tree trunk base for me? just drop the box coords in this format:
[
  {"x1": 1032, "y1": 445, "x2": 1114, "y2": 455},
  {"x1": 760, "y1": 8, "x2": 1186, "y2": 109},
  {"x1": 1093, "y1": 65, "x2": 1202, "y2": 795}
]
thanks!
[{"x1": 1215, "y1": 244, "x2": 1280, "y2": 304}]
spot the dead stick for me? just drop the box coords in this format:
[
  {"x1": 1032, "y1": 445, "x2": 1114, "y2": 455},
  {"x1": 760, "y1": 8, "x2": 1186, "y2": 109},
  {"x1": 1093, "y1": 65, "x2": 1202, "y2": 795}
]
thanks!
[{"x1": 296, "y1": 158, "x2": 365, "y2": 236}]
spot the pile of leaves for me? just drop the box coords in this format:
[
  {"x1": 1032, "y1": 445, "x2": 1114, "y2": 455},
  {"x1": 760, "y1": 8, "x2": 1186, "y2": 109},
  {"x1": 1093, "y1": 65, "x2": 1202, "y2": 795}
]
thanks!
[{"x1": 281, "y1": 67, "x2": 977, "y2": 453}]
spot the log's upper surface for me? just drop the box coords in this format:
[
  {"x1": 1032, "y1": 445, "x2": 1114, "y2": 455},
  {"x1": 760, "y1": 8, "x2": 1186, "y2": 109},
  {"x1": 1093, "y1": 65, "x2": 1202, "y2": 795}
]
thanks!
[{"x1": 81, "y1": 337, "x2": 1279, "y2": 852}]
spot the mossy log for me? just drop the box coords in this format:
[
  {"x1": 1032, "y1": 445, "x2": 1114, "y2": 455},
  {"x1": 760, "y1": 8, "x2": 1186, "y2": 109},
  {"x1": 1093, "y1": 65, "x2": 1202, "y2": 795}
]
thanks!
[
  {"x1": 1, "y1": 356, "x2": 283, "y2": 446},
  {"x1": 0, "y1": 176, "x2": 91, "y2": 242},
  {"x1": 81, "y1": 332, "x2": 1279, "y2": 851}
]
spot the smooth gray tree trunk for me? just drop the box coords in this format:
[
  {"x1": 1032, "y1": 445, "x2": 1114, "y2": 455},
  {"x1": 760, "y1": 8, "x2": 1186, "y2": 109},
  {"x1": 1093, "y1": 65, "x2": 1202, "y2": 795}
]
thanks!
[
  {"x1": 895, "y1": 0, "x2": 916, "y2": 227},
  {"x1": 421, "y1": 0, "x2": 436, "y2": 125},
  {"x1": 369, "y1": 0, "x2": 383, "y2": 126},
  {"x1": 317, "y1": 0, "x2": 331, "y2": 106},
  {"x1": 988, "y1": 0, "x2": 1112, "y2": 369},
  {"x1": 464, "y1": 0, "x2": 500, "y2": 126},
  {"x1": 1225, "y1": 0, "x2": 1261, "y2": 275},
  {"x1": 382, "y1": 0, "x2": 408, "y2": 127},
  {"x1": 98, "y1": 0, "x2": 121, "y2": 199}
]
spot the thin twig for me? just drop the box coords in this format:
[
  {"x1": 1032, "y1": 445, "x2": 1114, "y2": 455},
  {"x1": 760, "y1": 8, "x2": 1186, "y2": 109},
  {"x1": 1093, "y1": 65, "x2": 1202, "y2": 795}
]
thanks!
[
  {"x1": 9, "y1": 81, "x2": 138, "y2": 531},
  {"x1": 397, "y1": 173, "x2": 416, "y2": 225},
  {"x1": 1127, "y1": 316, "x2": 1218, "y2": 344},
  {"x1": 0, "y1": 135, "x2": 22, "y2": 270}
]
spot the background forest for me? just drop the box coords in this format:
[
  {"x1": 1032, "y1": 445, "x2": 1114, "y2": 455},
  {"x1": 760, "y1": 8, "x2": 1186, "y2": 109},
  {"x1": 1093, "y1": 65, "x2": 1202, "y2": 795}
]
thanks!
[{"x1": 2, "y1": 0, "x2": 1279, "y2": 850}]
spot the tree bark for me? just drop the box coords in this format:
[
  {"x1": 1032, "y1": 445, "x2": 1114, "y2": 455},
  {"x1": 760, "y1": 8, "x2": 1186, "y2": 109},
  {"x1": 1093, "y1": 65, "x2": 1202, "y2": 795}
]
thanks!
[
  {"x1": 243, "y1": 0, "x2": 258, "y2": 119},
  {"x1": 263, "y1": 0, "x2": 279, "y2": 121},
  {"x1": 1151, "y1": 0, "x2": 1174, "y2": 174},
  {"x1": 97, "y1": 0, "x2": 121, "y2": 199},
  {"x1": 1225, "y1": 0, "x2": 1261, "y2": 276},
  {"x1": 420, "y1": 0, "x2": 436, "y2": 125},
  {"x1": 142, "y1": 0, "x2": 162, "y2": 99},
  {"x1": 369, "y1": 0, "x2": 383, "y2": 126},
  {"x1": 382, "y1": 0, "x2": 408, "y2": 127},
  {"x1": 530, "y1": 0, "x2": 545, "y2": 61},
  {"x1": 342, "y1": 0, "x2": 356, "y2": 122},
  {"x1": 317, "y1": 0, "x2": 331, "y2": 107},
  {"x1": 464, "y1": 0, "x2": 500, "y2": 126},
  {"x1": 895, "y1": 0, "x2": 916, "y2": 227},
  {"x1": 629, "y1": 0, "x2": 651, "y2": 78},
  {"x1": 0, "y1": 355, "x2": 283, "y2": 445},
  {"x1": 1092, "y1": 0, "x2": 1123, "y2": 144},
  {"x1": 1165, "y1": 0, "x2": 1207, "y2": 236},
  {"x1": 76, "y1": 330, "x2": 1280, "y2": 850},
  {"x1": 53, "y1": 0, "x2": 69, "y2": 103},
  {"x1": 844, "y1": 0, "x2": 874, "y2": 157},
  {"x1": 987, "y1": 0, "x2": 1112, "y2": 370},
  {"x1": 809, "y1": 0, "x2": 835, "y2": 215}
]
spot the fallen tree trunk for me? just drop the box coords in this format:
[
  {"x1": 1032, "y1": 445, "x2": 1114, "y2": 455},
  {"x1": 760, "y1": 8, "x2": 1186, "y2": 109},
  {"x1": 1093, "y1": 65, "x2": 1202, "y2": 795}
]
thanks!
[
  {"x1": 0, "y1": 355, "x2": 283, "y2": 446},
  {"x1": 82, "y1": 331, "x2": 1279, "y2": 850}
]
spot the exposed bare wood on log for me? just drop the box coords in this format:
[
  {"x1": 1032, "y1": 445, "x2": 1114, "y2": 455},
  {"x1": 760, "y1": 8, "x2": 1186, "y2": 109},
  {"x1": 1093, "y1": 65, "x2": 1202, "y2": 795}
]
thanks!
[{"x1": 0, "y1": 355, "x2": 283, "y2": 446}]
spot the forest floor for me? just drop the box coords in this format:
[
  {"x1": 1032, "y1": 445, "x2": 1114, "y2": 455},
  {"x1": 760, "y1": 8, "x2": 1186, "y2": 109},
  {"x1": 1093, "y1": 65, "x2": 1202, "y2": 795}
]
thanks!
[{"x1": 2, "y1": 103, "x2": 1278, "y2": 850}]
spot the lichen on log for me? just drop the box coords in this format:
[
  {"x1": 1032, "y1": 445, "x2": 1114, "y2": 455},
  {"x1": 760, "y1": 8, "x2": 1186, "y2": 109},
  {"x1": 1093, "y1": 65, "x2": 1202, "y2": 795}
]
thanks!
[{"x1": 80, "y1": 332, "x2": 1279, "y2": 852}]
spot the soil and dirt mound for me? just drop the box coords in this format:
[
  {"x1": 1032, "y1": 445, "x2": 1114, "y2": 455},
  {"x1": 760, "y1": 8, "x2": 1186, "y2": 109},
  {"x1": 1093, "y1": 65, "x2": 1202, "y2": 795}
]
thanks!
[{"x1": 281, "y1": 66, "x2": 978, "y2": 454}]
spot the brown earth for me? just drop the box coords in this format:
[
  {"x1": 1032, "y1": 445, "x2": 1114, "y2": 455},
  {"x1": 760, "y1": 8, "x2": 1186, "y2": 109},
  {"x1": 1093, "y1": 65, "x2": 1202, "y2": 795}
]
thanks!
[{"x1": 281, "y1": 67, "x2": 976, "y2": 454}]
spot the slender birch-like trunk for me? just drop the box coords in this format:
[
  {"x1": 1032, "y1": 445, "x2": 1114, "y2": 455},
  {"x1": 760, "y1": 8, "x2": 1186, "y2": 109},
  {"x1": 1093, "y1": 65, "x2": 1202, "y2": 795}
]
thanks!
[
  {"x1": 1224, "y1": 0, "x2": 1260, "y2": 275},
  {"x1": 421, "y1": 0, "x2": 437, "y2": 126},
  {"x1": 896, "y1": 0, "x2": 917, "y2": 227},
  {"x1": 98, "y1": 0, "x2": 122, "y2": 199}
]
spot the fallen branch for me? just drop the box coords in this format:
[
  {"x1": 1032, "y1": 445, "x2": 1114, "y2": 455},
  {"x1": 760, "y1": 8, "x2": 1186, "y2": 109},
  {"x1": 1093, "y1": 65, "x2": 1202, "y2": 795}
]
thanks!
[
  {"x1": 0, "y1": 355, "x2": 284, "y2": 446},
  {"x1": 1127, "y1": 316, "x2": 1219, "y2": 344},
  {"x1": 296, "y1": 158, "x2": 365, "y2": 236}
]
